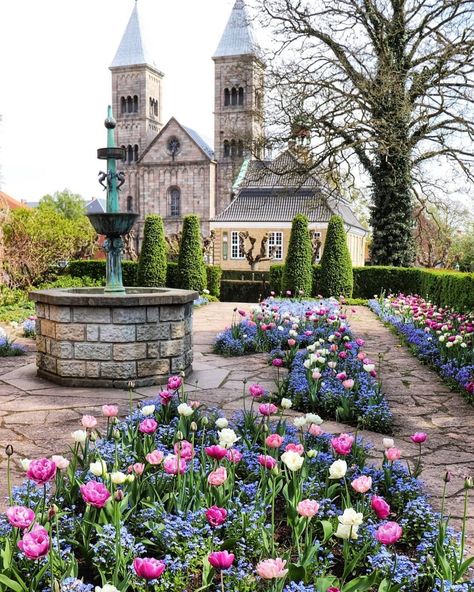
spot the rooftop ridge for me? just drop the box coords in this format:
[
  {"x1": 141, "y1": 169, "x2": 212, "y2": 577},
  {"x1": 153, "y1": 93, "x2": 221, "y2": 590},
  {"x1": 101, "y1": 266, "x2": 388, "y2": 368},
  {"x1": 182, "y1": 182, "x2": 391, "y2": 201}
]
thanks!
[{"x1": 213, "y1": 0, "x2": 263, "y2": 60}]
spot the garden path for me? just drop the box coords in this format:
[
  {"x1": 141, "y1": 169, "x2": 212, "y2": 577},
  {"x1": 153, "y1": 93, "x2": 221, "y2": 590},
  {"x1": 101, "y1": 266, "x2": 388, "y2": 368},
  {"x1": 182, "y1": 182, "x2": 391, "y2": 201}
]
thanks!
[{"x1": 0, "y1": 302, "x2": 472, "y2": 548}]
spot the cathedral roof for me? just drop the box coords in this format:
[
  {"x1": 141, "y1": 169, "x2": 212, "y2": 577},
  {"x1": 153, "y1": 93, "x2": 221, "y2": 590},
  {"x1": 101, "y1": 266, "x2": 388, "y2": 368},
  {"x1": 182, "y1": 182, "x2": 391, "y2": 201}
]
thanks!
[
  {"x1": 213, "y1": 0, "x2": 263, "y2": 60},
  {"x1": 110, "y1": 2, "x2": 160, "y2": 70},
  {"x1": 183, "y1": 126, "x2": 214, "y2": 159}
]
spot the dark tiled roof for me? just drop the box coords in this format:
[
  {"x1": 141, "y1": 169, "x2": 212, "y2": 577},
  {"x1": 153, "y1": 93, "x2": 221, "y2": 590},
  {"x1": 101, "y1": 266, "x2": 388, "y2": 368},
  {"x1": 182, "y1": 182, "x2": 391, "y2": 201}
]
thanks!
[
  {"x1": 183, "y1": 126, "x2": 215, "y2": 160},
  {"x1": 239, "y1": 152, "x2": 321, "y2": 189}
]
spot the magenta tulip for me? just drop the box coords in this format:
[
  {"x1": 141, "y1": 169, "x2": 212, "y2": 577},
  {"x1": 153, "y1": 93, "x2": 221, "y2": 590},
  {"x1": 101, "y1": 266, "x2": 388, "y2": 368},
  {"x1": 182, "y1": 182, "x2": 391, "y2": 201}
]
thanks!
[
  {"x1": 27, "y1": 458, "x2": 57, "y2": 485},
  {"x1": 18, "y1": 524, "x2": 49, "y2": 560},
  {"x1": 410, "y1": 432, "x2": 428, "y2": 443},
  {"x1": 80, "y1": 480, "x2": 111, "y2": 508},
  {"x1": 371, "y1": 495, "x2": 391, "y2": 519},
  {"x1": 331, "y1": 433, "x2": 354, "y2": 456},
  {"x1": 205, "y1": 445, "x2": 228, "y2": 460},
  {"x1": 208, "y1": 550, "x2": 235, "y2": 570},
  {"x1": 258, "y1": 454, "x2": 277, "y2": 470},
  {"x1": 139, "y1": 418, "x2": 158, "y2": 434},
  {"x1": 376, "y1": 521, "x2": 403, "y2": 545},
  {"x1": 133, "y1": 557, "x2": 166, "y2": 579},
  {"x1": 6, "y1": 506, "x2": 35, "y2": 529},
  {"x1": 205, "y1": 506, "x2": 228, "y2": 527}
]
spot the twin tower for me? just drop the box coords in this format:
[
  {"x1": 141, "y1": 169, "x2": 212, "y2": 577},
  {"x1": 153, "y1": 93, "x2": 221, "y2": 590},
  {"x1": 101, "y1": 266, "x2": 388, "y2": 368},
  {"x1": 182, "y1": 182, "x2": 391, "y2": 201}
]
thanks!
[{"x1": 109, "y1": 0, "x2": 265, "y2": 240}]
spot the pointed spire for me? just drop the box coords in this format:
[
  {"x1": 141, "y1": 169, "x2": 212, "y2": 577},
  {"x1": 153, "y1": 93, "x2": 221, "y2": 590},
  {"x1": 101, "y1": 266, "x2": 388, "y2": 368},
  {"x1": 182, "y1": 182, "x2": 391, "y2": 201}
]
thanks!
[
  {"x1": 110, "y1": 2, "x2": 157, "y2": 69},
  {"x1": 213, "y1": 0, "x2": 262, "y2": 60}
]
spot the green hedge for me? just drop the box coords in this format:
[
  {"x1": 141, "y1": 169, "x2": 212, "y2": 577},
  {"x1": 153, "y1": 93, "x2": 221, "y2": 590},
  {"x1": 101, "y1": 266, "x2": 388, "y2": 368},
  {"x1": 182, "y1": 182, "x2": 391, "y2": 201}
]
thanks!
[
  {"x1": 282, "y1": 214, "x2": 313, "y2": 295},
  {"x1": 319, "y1": 215, "x2": 353, "y2": 298},
  {"x1": 137, "y1": 215, "x2": 167, "y2": 287},
  {"x1": 68, "y1": 260, "x2": 138, "y2": 286},
  {"x1": 206, "y1": 265, "x2": 222, "y2": 298},
  {"x1": 166, "y1": 262, "x2": 180, "y2": 288},
  {"x1": 269, "y1": 264, "x2": 284, "y2": 293},
  {"x1": 220, "y1": 280, "x2": 266, "y2": 303},
  {"x1": 222, "y1": 270, "x2": 270, "y2": 282}
]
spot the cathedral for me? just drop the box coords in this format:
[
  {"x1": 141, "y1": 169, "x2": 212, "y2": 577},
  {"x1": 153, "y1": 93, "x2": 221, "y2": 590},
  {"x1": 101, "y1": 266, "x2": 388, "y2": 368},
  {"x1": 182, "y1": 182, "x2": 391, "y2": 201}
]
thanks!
[{"x1": 110, "y1": 0, "x2": 264, "y2": 243}]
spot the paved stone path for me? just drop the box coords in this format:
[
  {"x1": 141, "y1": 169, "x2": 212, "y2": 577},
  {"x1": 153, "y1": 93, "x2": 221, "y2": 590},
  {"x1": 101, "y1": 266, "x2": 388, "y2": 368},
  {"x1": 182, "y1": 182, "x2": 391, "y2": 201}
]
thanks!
[{"x1": 0, "y1": 302, "x2": 472, "y2": 548}]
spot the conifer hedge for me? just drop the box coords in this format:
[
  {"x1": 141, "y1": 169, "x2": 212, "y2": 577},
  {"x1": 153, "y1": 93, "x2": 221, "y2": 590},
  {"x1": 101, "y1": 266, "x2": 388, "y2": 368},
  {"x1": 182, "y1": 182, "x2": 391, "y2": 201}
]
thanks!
[
  {"x1": 320, "y1": 215, "x2": 354, "y2": 298},
  {"x1": 282, "y1": 214, "x2": 313, "y2": 296},
  {"x1": 177, "y1": 215, "x2": 207, "y2": 292},
  {"x1": 136, "y1": 215, "x2": 168, "y2": 287}
]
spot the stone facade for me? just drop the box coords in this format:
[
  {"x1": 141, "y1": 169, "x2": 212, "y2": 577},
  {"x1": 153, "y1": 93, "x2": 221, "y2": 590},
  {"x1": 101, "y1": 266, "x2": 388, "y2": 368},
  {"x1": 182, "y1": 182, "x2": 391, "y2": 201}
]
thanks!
[{"x1": 31, "y1": 288, "x2": 197, "y2": 388}]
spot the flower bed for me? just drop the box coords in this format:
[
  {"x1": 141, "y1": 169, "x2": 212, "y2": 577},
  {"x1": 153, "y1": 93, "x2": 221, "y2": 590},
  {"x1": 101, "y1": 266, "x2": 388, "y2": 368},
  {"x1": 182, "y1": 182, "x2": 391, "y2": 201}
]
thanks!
[
  {"x1": 1, "y1": 377, "x2": 472, "y2": 591},
  {"x1": 369, "y1": 295, "x2": 474, "y2": 403},
  {"x1": 0, "y1": 326, "x2": 25, "y2": 357},
  {"x1": 214, "y1": 300, "x2": 392, "y2": 432}
]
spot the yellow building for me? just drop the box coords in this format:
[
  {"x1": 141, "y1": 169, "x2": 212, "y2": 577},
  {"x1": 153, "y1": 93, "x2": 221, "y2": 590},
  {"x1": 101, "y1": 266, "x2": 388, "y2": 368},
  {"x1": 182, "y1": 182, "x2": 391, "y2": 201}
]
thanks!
[{"x1": 210, "y1": 151, "x2": 368, "y2": 271}]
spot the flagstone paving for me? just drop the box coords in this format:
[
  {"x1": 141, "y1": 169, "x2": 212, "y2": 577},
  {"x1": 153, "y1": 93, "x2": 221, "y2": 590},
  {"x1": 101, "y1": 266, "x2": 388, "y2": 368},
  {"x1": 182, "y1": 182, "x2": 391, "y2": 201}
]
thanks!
[{"x1": 0, "y1": 302, "x2": 472, "y2": 548}]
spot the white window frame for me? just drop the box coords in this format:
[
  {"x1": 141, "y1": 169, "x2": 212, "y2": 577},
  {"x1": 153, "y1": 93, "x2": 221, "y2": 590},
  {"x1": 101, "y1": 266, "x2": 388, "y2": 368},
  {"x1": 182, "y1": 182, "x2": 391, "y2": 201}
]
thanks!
[
  {"x1": 312, "y1": 231, "x2": 322, "y2": 261},
  {"x1": 231, "y1": 231, "x2": 245, "y2": 259},
  {"x1": 268, "y1": 231, "x2": 283, "y2": 260}
]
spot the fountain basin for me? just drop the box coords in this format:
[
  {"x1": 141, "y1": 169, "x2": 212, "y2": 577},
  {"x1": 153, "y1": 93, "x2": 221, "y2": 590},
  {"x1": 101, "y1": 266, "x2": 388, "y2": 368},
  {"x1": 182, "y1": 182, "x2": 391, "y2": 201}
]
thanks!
[
  {"x1": 30, "y1": 287, "x2": 198, "y2": 388},
  {"x1": 87, "y1": 212, "x2": 138, "y2": 237}
]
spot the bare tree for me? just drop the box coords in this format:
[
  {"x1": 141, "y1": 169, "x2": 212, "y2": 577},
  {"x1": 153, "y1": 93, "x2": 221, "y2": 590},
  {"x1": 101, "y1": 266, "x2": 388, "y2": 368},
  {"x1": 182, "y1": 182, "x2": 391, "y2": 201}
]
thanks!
[
  {"x1": 256, "y1": 0, "x2": 474, "y2": 266},
  {"x1": 239, "y1": 231, "x2": 276, "y2": 269}
]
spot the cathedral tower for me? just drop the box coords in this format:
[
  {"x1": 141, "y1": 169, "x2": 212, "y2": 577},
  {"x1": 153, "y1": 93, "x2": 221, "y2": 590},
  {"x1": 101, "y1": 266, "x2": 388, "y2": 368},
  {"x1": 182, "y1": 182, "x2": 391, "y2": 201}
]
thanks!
[
  {"x1": 213, "y1": 0, "x2": 265, "y2": 214},
  {"x1": 109, "y1": 1, "x2": 163, "y2": 213}
]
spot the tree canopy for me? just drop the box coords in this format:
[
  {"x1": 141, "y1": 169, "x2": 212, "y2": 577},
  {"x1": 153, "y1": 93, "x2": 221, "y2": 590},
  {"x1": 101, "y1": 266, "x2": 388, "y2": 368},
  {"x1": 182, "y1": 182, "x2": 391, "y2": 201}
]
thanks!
[{"x1": 39, "y1": 189, "x2": 86, "y2": 220}]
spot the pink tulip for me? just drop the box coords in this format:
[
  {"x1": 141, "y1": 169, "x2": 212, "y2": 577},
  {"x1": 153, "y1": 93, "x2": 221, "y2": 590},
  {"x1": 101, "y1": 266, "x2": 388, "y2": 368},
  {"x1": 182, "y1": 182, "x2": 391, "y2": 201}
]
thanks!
[
  {"x1": 130, "y1": 463, "x2": 145, "y2": 476},
  {"x1": 258, "y1": 454, "x2": 277, "y2": 470},
  {"x1": 139, "y1": 418, "x2": 158, "y2": 434},
  {"x1": 312, "y1": 370, "x2": 322, "y2": 380},
  {"x1": 342, "y1": 379, "x2": 355, "y2": 389},
  {"x1": 226, "y1": 449, "x2": 242, "y2": 463},
  {"x1": 174, "y1": 440, "x2": 195, "y2": 461},
  {"x1": 102, "y1": 405, "x2": 118, "y2": 417},
  {"x1": 133, "y1": 557, "x2": 166, "y2": 579},
  {"x1": 288, "y1": 338, "x2": 296, "y2": 347},
  {"x1": 167, "y1": 375, "x2": 182, "y2": 391},
  {"x1": 351, "y1": 475, "x2": 372, "y2": 493},
  {"x1": 410, "y1": 432, "x2": 428, "y2": 443},
  {"x1": 208, "y1": 550, "x2": 234, "y2": 570},
  {"x1": 309, "y1": 424, "x2": 323, "y2": 437},
  {"x1": 265, "y1": 434, "x2": 284, "y2": 449},
  {"x1": 80, "y1": 481, "x2": 111, "y2": 508},
  {"x1": 331, "y1": 433, "x2": 354, "y2": 456},
  {"x1": 249, "y1": 384, "x2": 265, "y2": 398},
  {"x1": 285, "y1": 443, "x2": 304, "y2": 456},
  {"x1": 205, "y1": 445, "x2": 228, "y2": 460},
  {"x1": 327, "y1": 588, "x2": 341, "y2": 592},
  {"x1": 256, "y1": 558, "x2": 288, "y2": 579},
  {"x1": 17, "y1": 524, "x2": 49, "y2": 560},
  {"x1": 208, "y1": 466, "x2": 228, "y2": 486},
  {"x1": 376, "y1": 521, "x2": 403, "y2": 545},
  {"x1": 272, "y1": 358, "x2": 283, "y2": 367},
  {"x1": 159, "y1": 391, "x2": 174, "y2": 405},
  {"x1": 146, "y1": 450, "x2": 164, "y2": 465},
  {"x1": 81, "y1": 415, "x2": 97, "y2": 429},
  {"x1": 6, "y1": 506, "x2": 35, "y2": 529},
  {"x1": 371, "y1": 495, "x2": 391, "y2": 519},
  {"x1": 385, "y1": 447, "x2": 402, "y2": 462},
  {"x1": 51, "y1": 455, "x2": 70, "y2": 470},
  {"x1": 259, "y1": 403, "x2": 278, "y2": 416},
  {"x1": 336, "y1": 372, "x2": 347, "y2": 381},
  {"x1": 27, "y1": 458, "x2": 57, "y2": 485},
  {"x1": 297, "y1": 499, "x2": 320, "y2": 518},
  {"x1": 163, "y1": 455, "x2": 186, "y2": 475},
  {"x1": 205, "y1": 506, "x2": 227, "y2": 527}
]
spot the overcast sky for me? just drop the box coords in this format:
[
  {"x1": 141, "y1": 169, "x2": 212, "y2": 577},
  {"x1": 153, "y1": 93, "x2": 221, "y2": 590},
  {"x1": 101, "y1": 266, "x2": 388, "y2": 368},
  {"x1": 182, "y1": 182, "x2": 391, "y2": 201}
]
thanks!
[{"x1": 0, "y1": 0, "x2": 240, "y2": 202}]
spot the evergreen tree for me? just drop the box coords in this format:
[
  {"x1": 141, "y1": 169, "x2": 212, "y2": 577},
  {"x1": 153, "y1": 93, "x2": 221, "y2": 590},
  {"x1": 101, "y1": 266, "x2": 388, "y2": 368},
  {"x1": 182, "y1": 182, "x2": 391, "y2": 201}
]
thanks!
[
  {"x1": 178, "y1": 215, "x2": 207, "y2": 291},
  {"x1": 282, "y1": 214, "x2": 313, "y2": 296},
  {"x1": 320, "y1": 215, "x2": 353, "y2": 298},
  {"x1": 137, "y1": 214, "x2": 167, "y2": 287}
]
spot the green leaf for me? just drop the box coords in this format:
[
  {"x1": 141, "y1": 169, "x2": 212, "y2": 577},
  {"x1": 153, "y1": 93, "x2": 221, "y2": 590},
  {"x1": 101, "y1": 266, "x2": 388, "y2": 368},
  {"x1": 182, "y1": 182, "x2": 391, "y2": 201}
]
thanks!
[
  {"x1": 0, "y1": 575, "x2": 27, "y2": 592},
  {"x1": 315, "y1": 576, "x2": 339, "y2": 591},
  {"x1": 320, "y1": 520, "x2": 333, "y2": 542},
  {"x1": 1, "y1": 539, "x2": 12, "y2": 569},
  {"x1": 342, "y1": 575, "x2": 377, "y2": 592},
  {"x1": 288, "y1": 563, "x2": 306, "y2": 582}
]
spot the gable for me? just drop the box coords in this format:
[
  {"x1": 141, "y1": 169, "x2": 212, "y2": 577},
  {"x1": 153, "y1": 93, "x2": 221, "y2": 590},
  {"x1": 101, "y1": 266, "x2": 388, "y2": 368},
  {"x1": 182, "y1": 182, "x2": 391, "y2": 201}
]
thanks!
[{"x1": 139, "y1": 118, "x2": 214, "y2": 165}]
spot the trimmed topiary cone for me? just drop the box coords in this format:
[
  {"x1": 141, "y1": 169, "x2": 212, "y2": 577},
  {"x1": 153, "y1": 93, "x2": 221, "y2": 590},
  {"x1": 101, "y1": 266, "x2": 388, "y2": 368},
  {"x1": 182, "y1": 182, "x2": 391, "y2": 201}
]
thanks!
[
  {"x1": 137, "y1": 214, "x2": 167, "y2": 287},
  {"x1": 178, "y1": 214, "x2": 207, "y2": 292},
  {"x1": 282, "y1": 214, "x2": 313, "y2": 296},
  {"x1": 320, "y1": 215, "x2": 354, "y2": 298}
]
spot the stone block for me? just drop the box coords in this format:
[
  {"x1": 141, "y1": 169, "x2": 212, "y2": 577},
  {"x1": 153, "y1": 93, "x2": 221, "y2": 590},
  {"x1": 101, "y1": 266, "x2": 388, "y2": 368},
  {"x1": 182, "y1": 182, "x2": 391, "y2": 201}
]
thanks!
[
  {"x1": 160, "y1": 305, "x2": 185, "y2": 322},
  {"x1": 55, "y1": 324, "x2": 85, "y2": 342},
  {"x1": 86, "y1": 362, "x2": 100, "y2": 378},
  {"x1": 37, "y1": 353, "x2": 57, "y2": 373},
  {"x1": 36, "y1": 303, "x2": 48, "y2": 319},
  {"x1": 57, "y1": 360, "x2": 86, "y2": 377},
  {"x1": 40, "y1": 320, "x2": 56, "y2": 339},
  {"x1": 112, "y1": 308, "x2": 146, "y2": 323},
  {"x1": 184, "y1": 334, "x2": 192, "y2": 350},
  {"x1": 49, "y1": 305, "x2": 71, "y2": 323},
  {"x1": 36, "y1": 336, "x2": 47, "y2": 353},
  {"x1": 185, "y1": 316, "x2": 193, "y2": 334},
  {"x1": 72, "y1": 307, "x2": 111, "y2": 323},
  {"x1": 147, "y1": 343, "x2": 160, "y2": 358},
  {"x1": 113, "y1": 343, "x2": 147, "y2": 361},
  {"x1": 137, "y1": 359, "x2": 170, "y2": 377},
  {"x1": 74, "y1": 343, "x2": 112, "y2": 360},
  {"x1": 170, "y1": 321, "x2": 186, "y2": 339},
  {"x1": 100, "y1": 361, "x2": 136, "y2": 379},
  {"x1": 171, "y1": 355, "x2": 186, "y2": 373},
  {"x1": 146, "y1": 306, "x2": 159, "y2": 322},
  {"x1": 100, "y1": 325, "x2": 136, "y2": 342},
  {"x1": 136, "y1": 324, "x2": 170, "y2": 341},
  {"x1": 86, "y1": 325, "x2": 99, "y2": 341},
  {"x1": 50, "y1": 341, "x2": 74, "y2": 359},
  {"x1": 160, "y1": 340, "x2": 184, "y2": 357}
]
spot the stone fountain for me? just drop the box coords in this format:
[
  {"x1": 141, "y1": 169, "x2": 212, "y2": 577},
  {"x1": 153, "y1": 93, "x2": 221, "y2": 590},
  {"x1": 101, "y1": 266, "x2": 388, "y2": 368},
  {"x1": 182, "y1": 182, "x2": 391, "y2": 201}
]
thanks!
[{"x1": 30, "y1": 108, "x2": 197, "y2": 387}]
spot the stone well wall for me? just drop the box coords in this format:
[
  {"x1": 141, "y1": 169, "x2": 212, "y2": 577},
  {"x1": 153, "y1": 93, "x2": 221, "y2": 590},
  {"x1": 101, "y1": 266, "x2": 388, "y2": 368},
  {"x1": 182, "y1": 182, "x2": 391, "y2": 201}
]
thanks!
[{"x1": 30, "y1": 288, "x2": 198, "y2": 388}]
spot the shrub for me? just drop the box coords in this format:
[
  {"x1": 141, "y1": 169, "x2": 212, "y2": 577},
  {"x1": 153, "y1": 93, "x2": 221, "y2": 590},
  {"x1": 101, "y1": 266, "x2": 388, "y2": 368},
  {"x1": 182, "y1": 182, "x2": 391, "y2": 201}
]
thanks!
[
  {"x1": 220, "y1": 280, "x2": 264, "y2": 302},
  {"x1": 68, "y1": 260, "x2": 138, "y2": 286},
  {"x1": 320, "y1": 215, "x2": 353, "y2": 298},
  {"x1": 352, "y1": 266, "x2": 421, "y2": 299},
  {"x1": 137, "y1": 215, "x2": 167, "y2": 287},
  {"x1": 222, "y1": 269, "x2": 270, "y2": 282},
  {"x1": 282, "y1": 214, "x2": 313, "y2": 296},
  {"x1": 166, "y1": 261, "x2": 179, "y2": 288},
  {"x1": 312, "y1": 265, "x2": 322, "y2": 296},
  {"x1": 177, "y1": 215, "x2": 207, "y2": 292},
  {"x1": 206, "y1": 265, "x2": 222, "y2": 298},
  {"x1": 269, "y1": 264, "x2": 284, "y2": 293}
]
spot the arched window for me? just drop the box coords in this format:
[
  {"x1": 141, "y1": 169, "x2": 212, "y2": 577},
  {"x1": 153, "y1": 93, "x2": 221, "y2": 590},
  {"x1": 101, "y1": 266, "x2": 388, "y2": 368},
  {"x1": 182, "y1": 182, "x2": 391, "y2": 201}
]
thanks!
[
  {"x1": 133, "y1": 95, "x2": 138, "y2": 112},
  {"x1": 127, "y1": 96, "x2": 133, "y2": 113},
  {"x1": 169, "y1": 187, "x2": 181, "y2": 217},
  {"x1": 230, "y1": 139, "x2": 237, "y2": 157},
  {"x1": 238, "y1": 87, "x2": 244, "y2": 105},
  {"x1": 231, "y1": 87, "x2": 238, "y2": 106},
  {"x1": 224, "y1": 88, "x2": 230, "y2": 106},
  {"x1": 134, "y1": 144, "x2": 139, "y2": 161},
  {"x1": 223, "y1": 140, "x2": 230, "y2": 157},
  {"x1": 127, "y1": 145, "x2": 133, "y2": 164},
  {"x1": 127, "y1": 196, "x2": 133, "y2": 212},
  {"x1": 238, "y1": 140, "x2": 244, "y2": 157},
  {"x1": 120, "y1": 97, "x2": 126, "y2": 114}
]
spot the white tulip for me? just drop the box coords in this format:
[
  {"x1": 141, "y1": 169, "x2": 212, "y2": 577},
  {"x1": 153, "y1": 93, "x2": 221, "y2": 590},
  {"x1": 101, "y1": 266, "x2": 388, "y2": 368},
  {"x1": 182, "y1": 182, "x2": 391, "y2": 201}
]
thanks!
[
  {"x1": 382, "y1": 438, "x2": 394, "y2": 449},
  {"x1": 141, "y1": 405, "x2": 155, "y2": 416},
  {"x1": 96, "y1": 585, "x2": 120, "y2": 592},
  {"x1": 281, "y1": 450, "x2": 304, "y2": 471},
  {"x1": 215, "y1": 417, "x2": 229, "y2": 429},
  {"x1": 280, "y1": 398, "x2": 293, "y2": 409},
  {"x1": 90, "y1": 459, "x2": 107, "y2": 477},
  {"x1": 218, "y1": 428, "x2": 240, "y2": 448},
  {"x1": 305, "y1": 413, "x2": 323, "y2": 425},
  {"x1": 177, "y1": 403, "x2": 193, "y2": 417},
  {"x1": 110, "y1": 471, "x2": 127, "y2": 484},
  {"x1": 51, "y1": 455, "x2": 70, "y2": 470},
  {"x1": 328, "y1": 459, "x2": 347, "y2": 479},
  {"x1": 293, "y1": 416, "x2": 307, "y2": 428},
  {"x1": 19, "y1": 458, "x2": 31, "y2": 471},
  {"x1": 71, "y1": 430, "x2": 87, "y2": 443}
]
